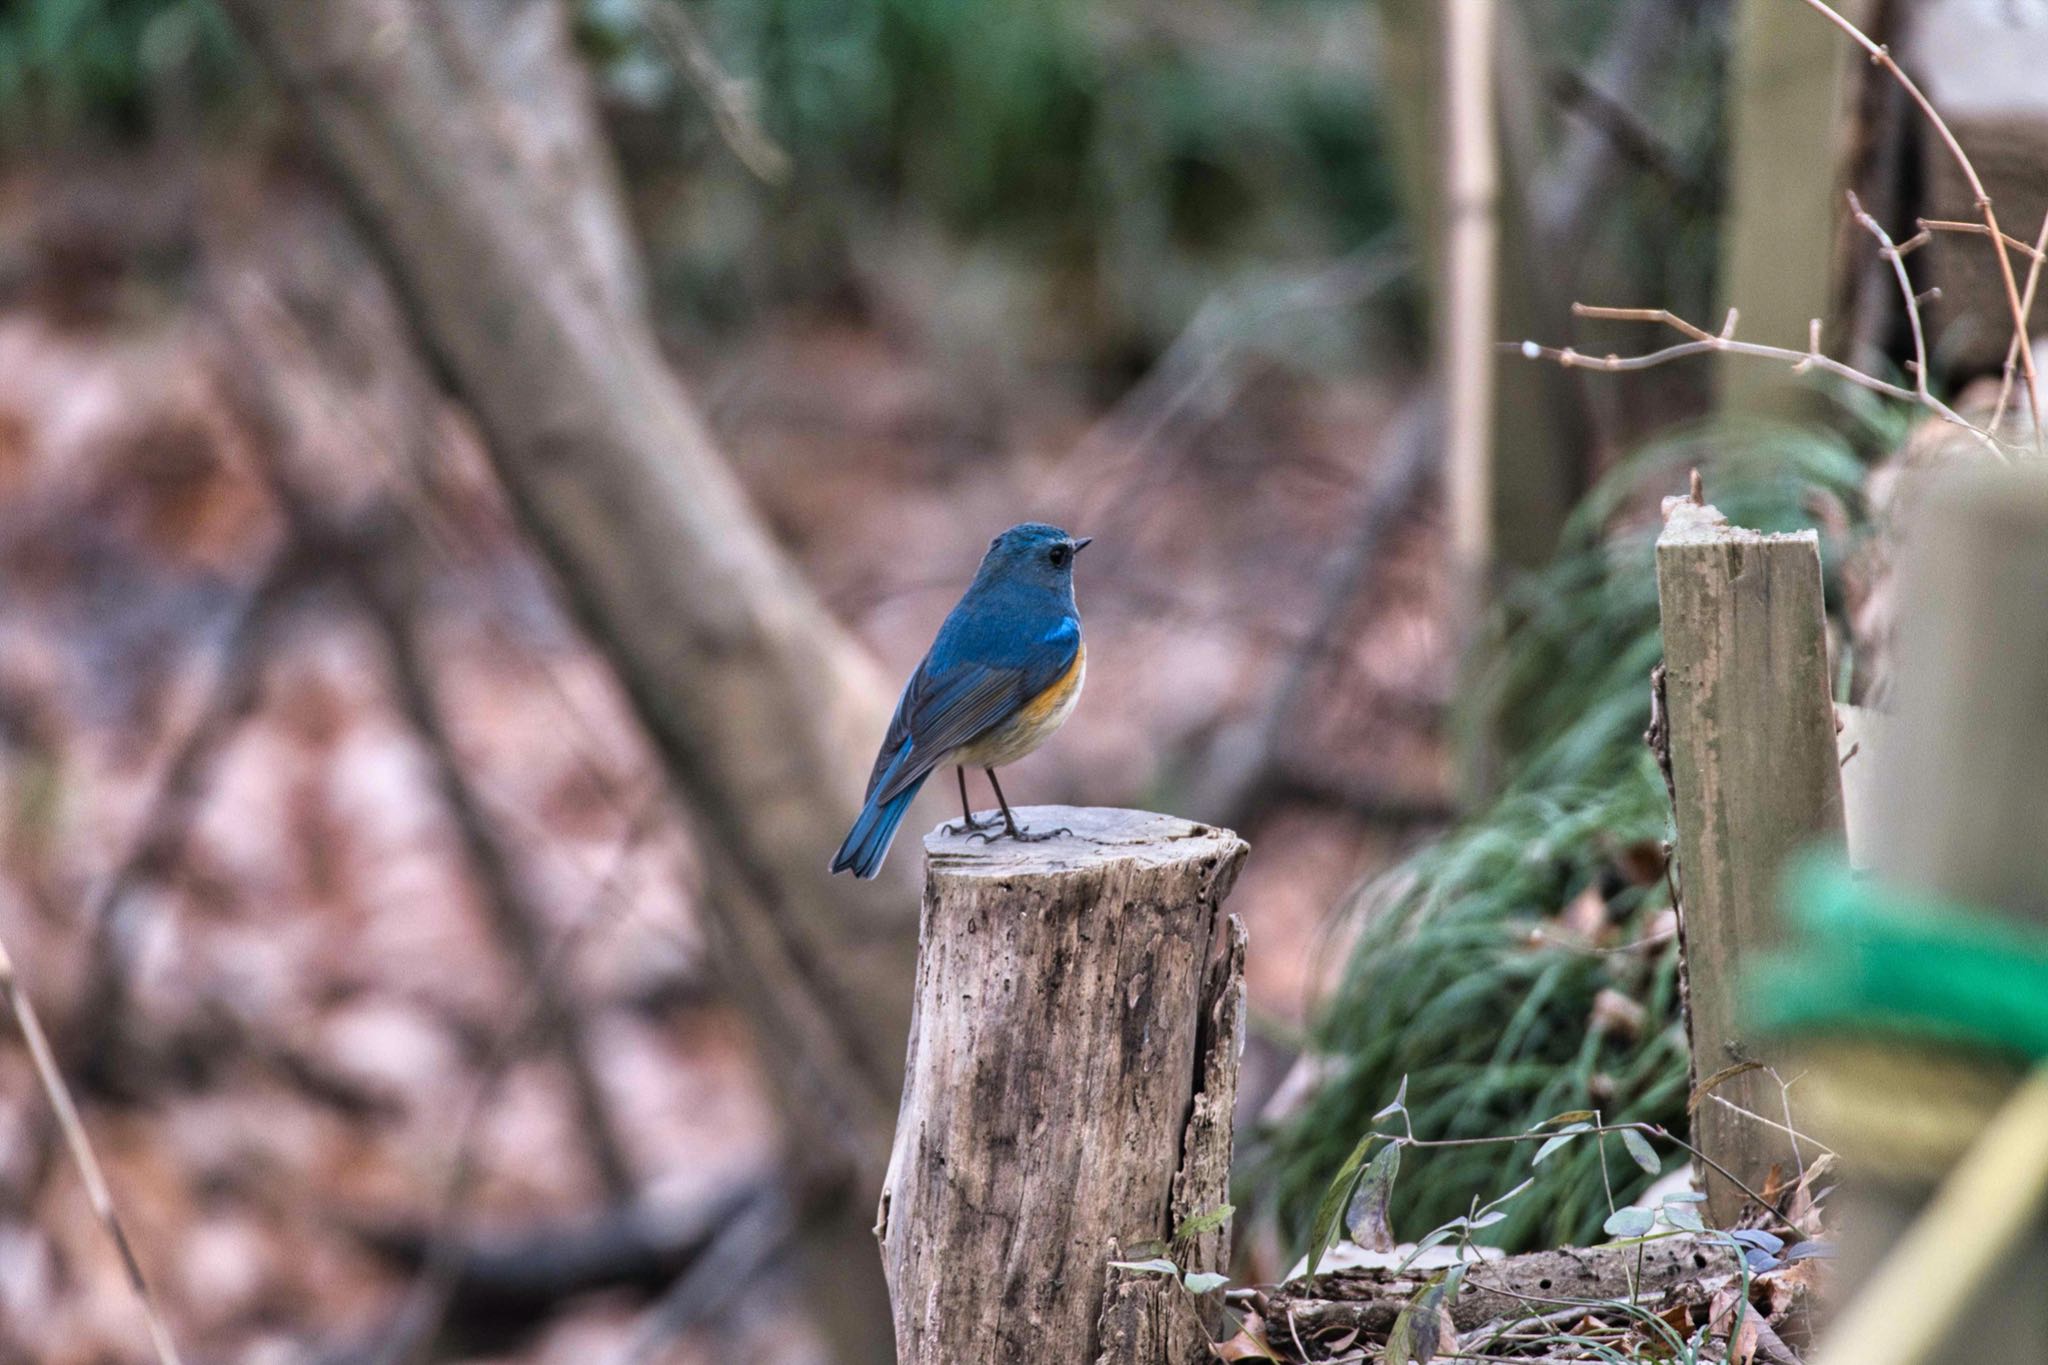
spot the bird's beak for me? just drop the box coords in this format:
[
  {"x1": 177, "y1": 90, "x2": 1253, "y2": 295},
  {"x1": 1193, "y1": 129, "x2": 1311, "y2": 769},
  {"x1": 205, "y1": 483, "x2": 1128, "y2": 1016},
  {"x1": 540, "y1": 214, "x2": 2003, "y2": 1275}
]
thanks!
[{"x1": 1072, "y1": 536, "x2": 1093, "y2": 552}]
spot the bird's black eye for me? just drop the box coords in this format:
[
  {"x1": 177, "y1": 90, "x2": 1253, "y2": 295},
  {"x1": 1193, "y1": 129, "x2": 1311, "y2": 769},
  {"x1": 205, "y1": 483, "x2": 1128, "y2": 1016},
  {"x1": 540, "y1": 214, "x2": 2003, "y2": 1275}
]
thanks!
[{"x1": 1048, "y1": 545, "x2": 1070, "y2": 568}]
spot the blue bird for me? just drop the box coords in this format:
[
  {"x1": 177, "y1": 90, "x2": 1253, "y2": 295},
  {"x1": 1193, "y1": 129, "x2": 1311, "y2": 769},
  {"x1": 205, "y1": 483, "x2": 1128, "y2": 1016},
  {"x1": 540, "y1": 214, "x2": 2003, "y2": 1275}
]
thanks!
[{"x1": 832, "y1": 523, "x2": 1091, "y2": 879}]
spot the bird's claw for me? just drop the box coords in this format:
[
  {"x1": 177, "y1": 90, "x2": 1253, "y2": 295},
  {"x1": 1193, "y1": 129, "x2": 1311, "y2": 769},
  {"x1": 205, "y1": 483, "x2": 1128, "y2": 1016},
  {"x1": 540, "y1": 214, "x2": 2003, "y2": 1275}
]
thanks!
[{"x1": 960, "y1": 823, "x2": 1072, "y2": 846}]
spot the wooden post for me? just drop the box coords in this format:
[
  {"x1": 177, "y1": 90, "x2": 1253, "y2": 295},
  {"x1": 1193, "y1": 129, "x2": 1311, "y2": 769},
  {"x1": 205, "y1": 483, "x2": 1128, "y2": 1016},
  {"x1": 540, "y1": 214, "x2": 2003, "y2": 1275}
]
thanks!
[
  {"x1": 877, "y1": 808, "x2": 1249, "y2": 1365},
  {"x1": 1717, "y1": 0, "x2": 1873, "y2": 418},
  {"x1": 1441, "y1": 0, "x2": 1499, "y2": 589},
  {"x1": 1824, "y1": 470, "x2": 2048, "y2": 1360},
  {"x1": 1377, "y1": 0, "x2": 1582, "y2": 579},
  {"x1": 1655, "y1": 497, "x2": 1847, "y2": 1225}
]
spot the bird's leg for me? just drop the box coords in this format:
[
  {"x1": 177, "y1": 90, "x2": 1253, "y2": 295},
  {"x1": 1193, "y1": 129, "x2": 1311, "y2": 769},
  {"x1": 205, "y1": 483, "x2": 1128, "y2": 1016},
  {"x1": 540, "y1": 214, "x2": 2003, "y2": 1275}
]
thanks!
[
  {"x1": 944, "y1": 766, "x2": 995, "y2": 835},
  {"x1": 985, "y1": 768, "x2": 1071, "y2": 843}
]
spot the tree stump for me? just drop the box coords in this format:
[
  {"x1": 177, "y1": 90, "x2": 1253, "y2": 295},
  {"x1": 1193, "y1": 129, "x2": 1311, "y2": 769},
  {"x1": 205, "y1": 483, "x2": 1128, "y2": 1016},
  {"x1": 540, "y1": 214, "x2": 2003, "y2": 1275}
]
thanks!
[{"x1": 877, "y1": 808, "x2": 1249, "y2": 1365}]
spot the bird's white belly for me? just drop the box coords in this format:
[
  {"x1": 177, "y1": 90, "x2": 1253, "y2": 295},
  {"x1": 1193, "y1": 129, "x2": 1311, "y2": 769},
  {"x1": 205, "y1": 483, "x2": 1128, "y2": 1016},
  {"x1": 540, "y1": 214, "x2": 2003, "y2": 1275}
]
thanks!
[{"x1": 951, "y1": 644, "x2": 1086, "y2": 769}]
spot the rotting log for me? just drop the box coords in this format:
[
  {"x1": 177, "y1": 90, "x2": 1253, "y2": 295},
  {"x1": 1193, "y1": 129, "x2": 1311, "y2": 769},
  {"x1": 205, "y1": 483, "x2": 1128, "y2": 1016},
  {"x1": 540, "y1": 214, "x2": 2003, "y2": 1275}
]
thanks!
[
  {"x1": 878, "y1": 808, "x2": 1249, "y2": 1365},
  {"x1": 1264, "y1": 1233, "x2": 1736, "y2": 1341},
  {"x1": 1655, "y1": 496, "x2": 1847, "y2": 1225}
]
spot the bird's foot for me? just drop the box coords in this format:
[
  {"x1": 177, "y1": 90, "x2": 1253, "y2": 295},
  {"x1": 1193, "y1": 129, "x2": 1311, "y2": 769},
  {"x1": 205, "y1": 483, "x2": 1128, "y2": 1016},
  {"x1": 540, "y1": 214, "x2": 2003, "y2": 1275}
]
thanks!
[
  {"x1": 1003, "y1": 823, "x2": 1073, "y2": 844},
  {"x1": 963, "y1": 822, "x2": 1070, "y2": 845},
  {"x1": 944, "y1": 811, "x2": 997, "y2": 836}
]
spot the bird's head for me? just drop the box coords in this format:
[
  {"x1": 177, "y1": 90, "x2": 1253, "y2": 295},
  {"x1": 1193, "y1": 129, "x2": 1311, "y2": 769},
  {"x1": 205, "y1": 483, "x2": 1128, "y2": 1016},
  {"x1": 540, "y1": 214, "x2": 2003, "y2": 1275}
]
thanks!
[{"x1": 979, "y1": 522, "x2": 1092, "y2": 591}]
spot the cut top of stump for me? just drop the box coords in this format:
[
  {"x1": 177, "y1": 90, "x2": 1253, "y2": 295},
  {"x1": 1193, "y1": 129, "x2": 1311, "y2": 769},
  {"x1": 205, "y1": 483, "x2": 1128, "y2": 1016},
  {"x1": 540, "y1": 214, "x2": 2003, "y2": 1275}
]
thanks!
[
  {"x1": 923, "y1": 806, "x2": 1244, "y2": 878},
  {"x1": 1657, "y1": 496, "x2": 1819, "y2": 549}
]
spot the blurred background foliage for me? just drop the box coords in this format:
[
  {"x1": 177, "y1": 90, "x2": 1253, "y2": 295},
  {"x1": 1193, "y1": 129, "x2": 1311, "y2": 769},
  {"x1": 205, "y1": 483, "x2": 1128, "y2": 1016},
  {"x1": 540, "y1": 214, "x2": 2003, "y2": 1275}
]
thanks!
[
  {"x1": 0, "y1": 0, "x2": 1893, "y2": 1304},
  {"x1": 0, "y1": 0, "x2": 1736, "y2": 385},
  {"x1": 0, "y1": 0, "x2": 240, "y2": 141}
]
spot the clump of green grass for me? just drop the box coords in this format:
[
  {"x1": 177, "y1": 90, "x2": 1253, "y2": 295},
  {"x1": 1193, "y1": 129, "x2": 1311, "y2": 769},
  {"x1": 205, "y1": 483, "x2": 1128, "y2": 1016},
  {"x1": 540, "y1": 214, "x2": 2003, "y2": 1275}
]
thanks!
[{"x1": 1255, "y1": 418, "x2": 1877, "y2": 1254}]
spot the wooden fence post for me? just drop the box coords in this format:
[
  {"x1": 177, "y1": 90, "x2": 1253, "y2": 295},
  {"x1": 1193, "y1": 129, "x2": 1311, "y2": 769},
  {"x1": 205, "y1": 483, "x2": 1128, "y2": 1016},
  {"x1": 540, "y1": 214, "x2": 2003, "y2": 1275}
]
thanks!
[
  {"x1": 1821, "y1": 469, "x2": 2048, "y2": 1361},
  {"x1": 877, "y1": 808, "x2": 1249, "y2": 1365},
  {"x1": 1655, "y1": 495, "x2": 1847, "y2": 1225},
  {"x1": 1716, "y1": 0, "x2": 1873, "y2": 418}
]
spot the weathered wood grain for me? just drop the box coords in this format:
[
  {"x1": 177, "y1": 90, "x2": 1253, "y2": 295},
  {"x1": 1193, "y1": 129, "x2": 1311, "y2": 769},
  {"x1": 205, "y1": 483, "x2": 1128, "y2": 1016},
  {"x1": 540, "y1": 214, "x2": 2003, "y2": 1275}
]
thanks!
[
  {"x1": 1655, "y1": 500, "x2": 1847, "y2": 1225},
  {"x1": 879, "y1": 807, "x2": 1249, "y2": 1365}
]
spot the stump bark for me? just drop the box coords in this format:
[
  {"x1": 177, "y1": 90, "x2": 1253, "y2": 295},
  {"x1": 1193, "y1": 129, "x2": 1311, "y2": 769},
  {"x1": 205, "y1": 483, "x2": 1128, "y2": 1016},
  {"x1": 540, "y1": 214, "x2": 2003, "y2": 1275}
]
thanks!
[{"x1": 877, "y1": 807, "x2": 1250, "y2": 1365}]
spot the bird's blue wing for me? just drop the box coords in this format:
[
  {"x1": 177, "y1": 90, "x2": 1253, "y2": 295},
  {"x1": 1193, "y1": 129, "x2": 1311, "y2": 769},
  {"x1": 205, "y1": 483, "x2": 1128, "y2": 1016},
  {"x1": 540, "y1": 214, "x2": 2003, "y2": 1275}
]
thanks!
[{"x1": 866, "y1": 616, "x2": 1079, "y2": 805}]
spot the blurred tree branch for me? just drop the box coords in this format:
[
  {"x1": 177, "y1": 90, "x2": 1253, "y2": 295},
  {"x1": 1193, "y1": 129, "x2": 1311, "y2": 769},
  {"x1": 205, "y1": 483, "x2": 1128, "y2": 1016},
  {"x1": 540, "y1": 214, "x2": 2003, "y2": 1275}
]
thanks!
[
  {"x1": 213, "y1": 0, "x2": 913, "y2": 1357},
  {"x1": 68, "y1": 546, "x2": 309, "y2": 1088},
  {"x1": 1182, "y1": 390, "x2": 1445, "y2": 832}
]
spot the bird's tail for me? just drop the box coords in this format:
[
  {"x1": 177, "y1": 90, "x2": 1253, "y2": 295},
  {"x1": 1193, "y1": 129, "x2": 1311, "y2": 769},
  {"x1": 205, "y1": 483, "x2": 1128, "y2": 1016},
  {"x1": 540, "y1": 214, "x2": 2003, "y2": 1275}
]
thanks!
[{"x1": 831, "y1": 772, "x2": 928, "y2": 879}]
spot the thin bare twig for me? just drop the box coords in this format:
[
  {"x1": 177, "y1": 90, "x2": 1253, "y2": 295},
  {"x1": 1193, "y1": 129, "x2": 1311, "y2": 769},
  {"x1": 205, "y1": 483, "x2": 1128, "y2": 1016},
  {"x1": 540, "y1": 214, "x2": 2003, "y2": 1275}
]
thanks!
[
  {"x1": 1846, "y1": 191, "x2": 1936, "y2": 405},
  {"x1": 1381, "y1": 1111, "x2": 1809, "y2": 1239},
  {"x1": 214, "y1": 297, "x2": 641, "y2": 1206},
  {"x1": 1914, "y1": 219, "x2": 2048, "y2": 266},
  {"x1": 371, "y1": 794, "x2": 664, "y2": 1365},
  {"x1": 68, "y1": 547, "x2": 304, "y2": 1078},
  {"x1": 0, "y1": 931, "x2": 185, "y2": 1365},
  {"x1": 1706, "y1": 1094, "x2": 1837, "y2": 1163},
  {"x1": 349, "y1": 542, "x2": 640, "y2": 1205},
  {"x1": 1190, "y1": 389, "x2": 1443, "y2": 830},
  {"x1": 1996, "y1": 209, "x2": 2048, "y2": 428},
  {"x1": 635, "y1": 0, "x2": 790, "y2": 184},
  {"x1": 1520, "y1": 304, "x2": 2003, "y2": 455},
  {"x1": 1790, "y1": 0, "x2": 2045, "y2": 450}
]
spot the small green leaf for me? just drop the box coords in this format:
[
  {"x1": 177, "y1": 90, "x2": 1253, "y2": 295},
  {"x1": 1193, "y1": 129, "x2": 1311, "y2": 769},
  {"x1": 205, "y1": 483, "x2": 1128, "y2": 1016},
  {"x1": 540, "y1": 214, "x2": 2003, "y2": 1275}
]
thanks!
[
  {"x1": 1663, "y1": 1204, "x2": 1706, "y2": 1234},
  {"x1": 1374, "y1": 1076, "x2": 1411, "y2": 1121},
  {"x1": 1663, "y1": 1191, "x2": 1708, "y2": 1204},
  {"x1": 1384, "y1": 1302, "x2": 1418, "y2": 1365},
  {"x1": 1532, "y1": 1122, "x2": 1591, "y2": 1165},
  {"x1": 1603, "y1": 1207, "x2": 1655, "y2": 1238},
  {"x1": 1476, "y1": 1178, "x2": 1534, "y2": 1217},
  {"x1": 1396, "y1": 1221, "x2": 1464, "y2": 1272},
  {"x1": 1535, "y1": 1110, "x2": 1597, "y2": 1128},
  {"x1": 1182, "y1": 1270, "x2": 1229, "y2": 1294},
  {"x1": 1304, "y1": 1132, "x2": 1386, "y2": 1285},
  {"x1": 1108, "y1": 1257, "x2": 1180, "y2": 1276},
  {"x1": 1344, "y1": 1139, "x2": 1402, "y2": 1251},
  {"x1": 1388, "y1": 1267, "x2": 1463, "y2": 1364},
  {"x1": 1619, "y1": 1127, "x2": 1662, "y2": 1175}
]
